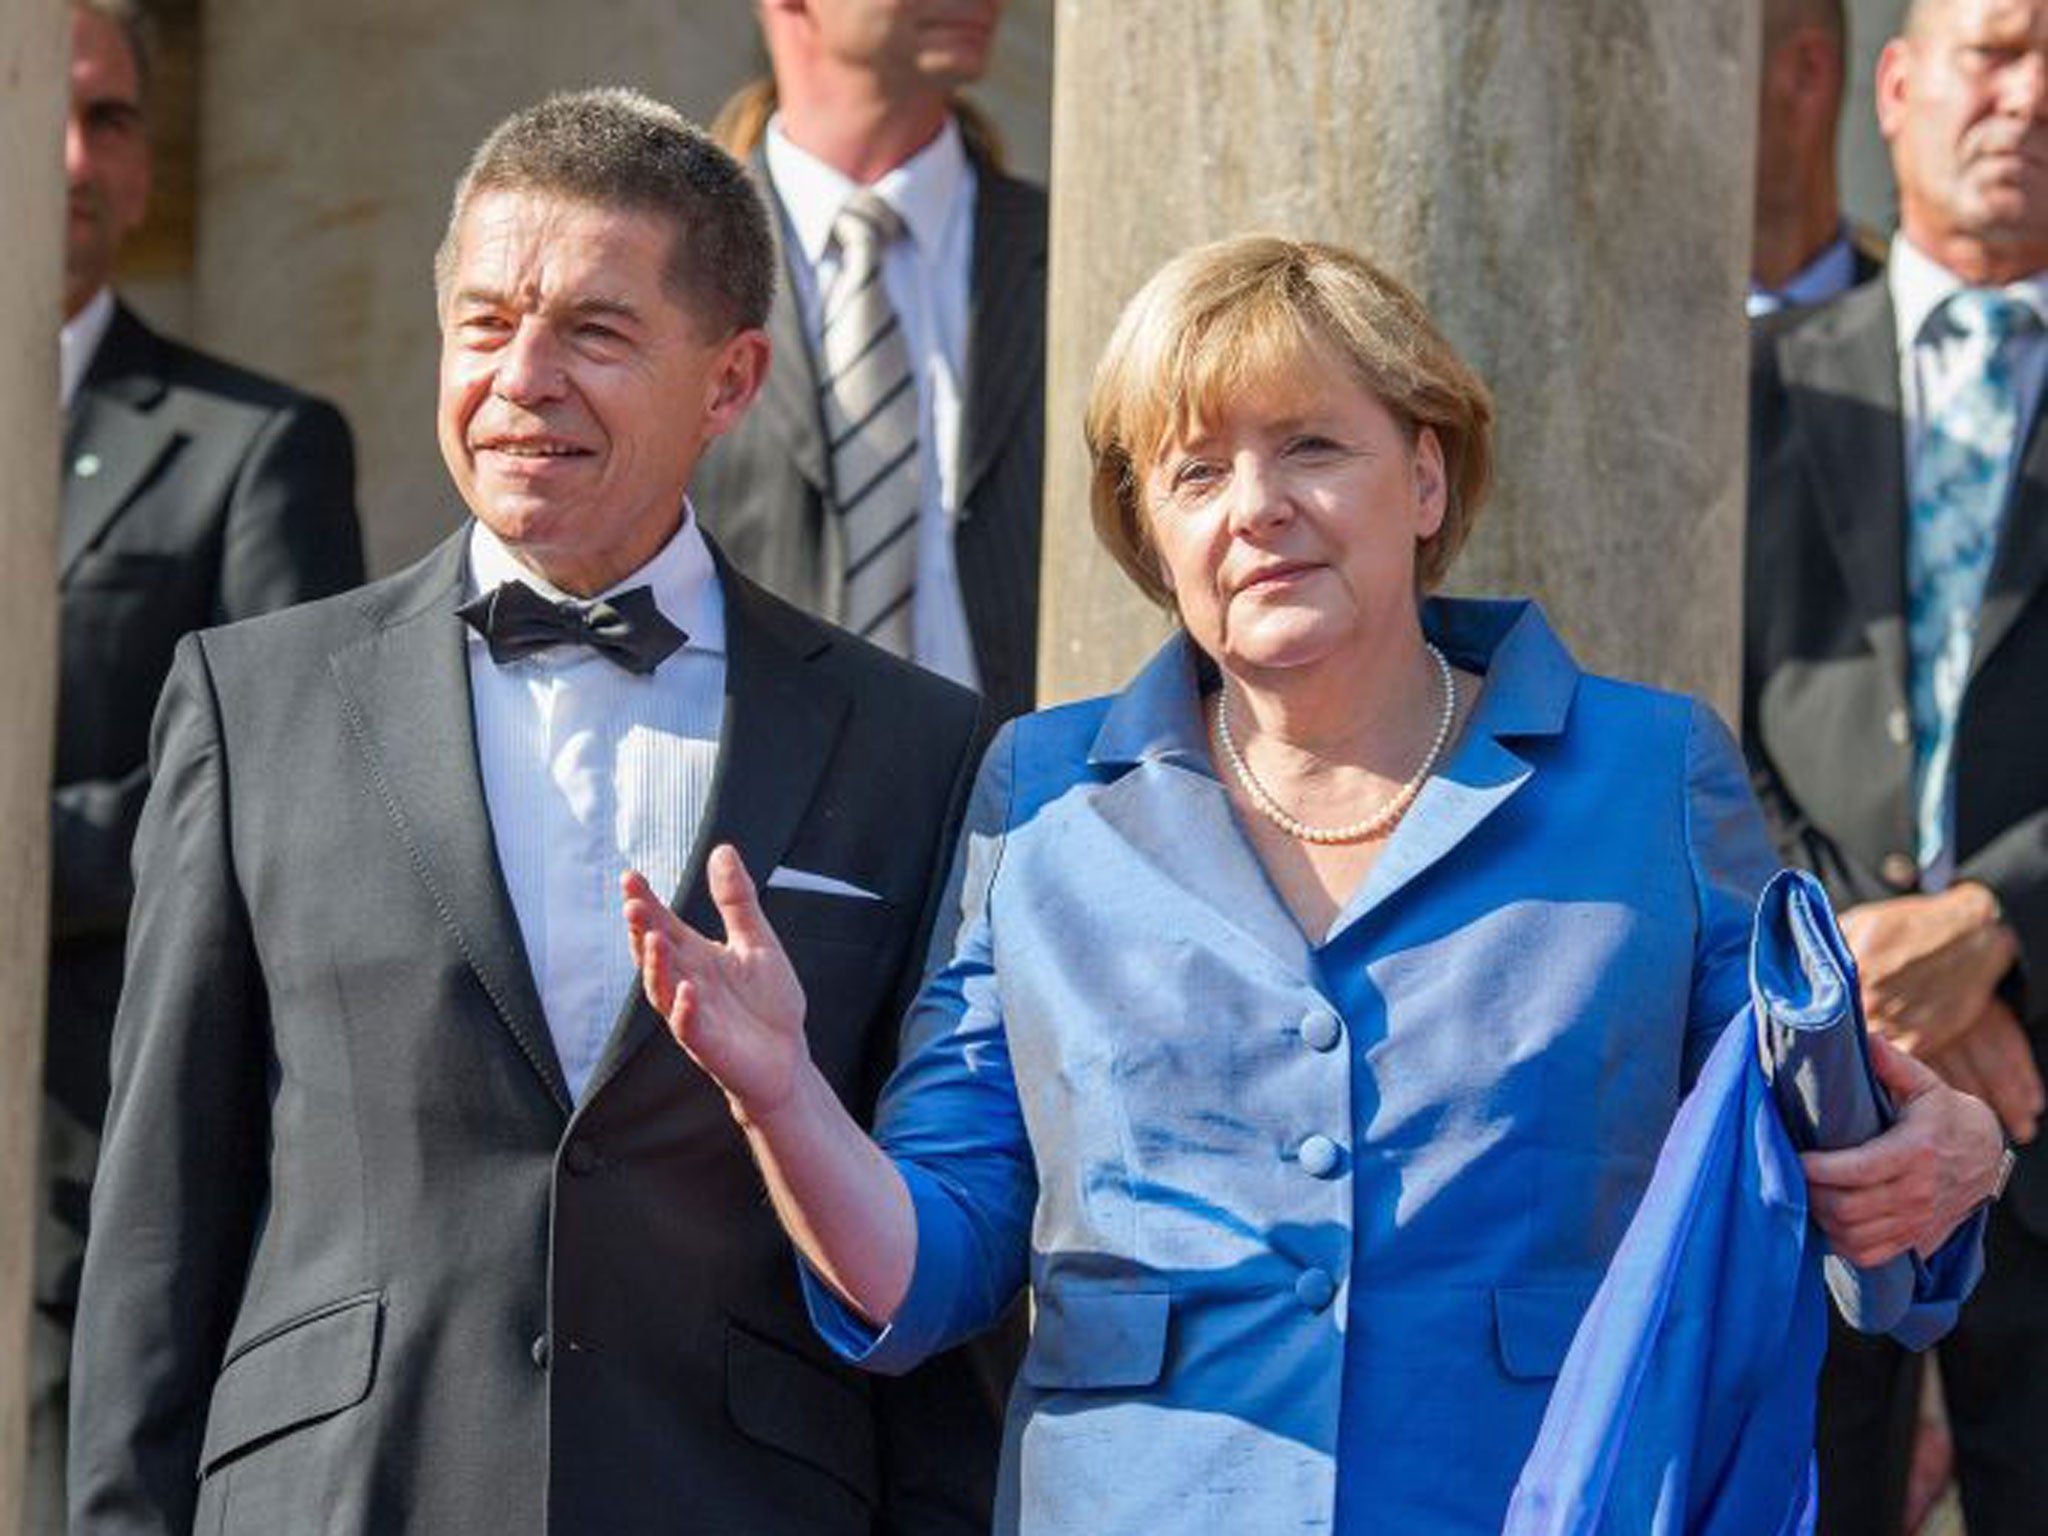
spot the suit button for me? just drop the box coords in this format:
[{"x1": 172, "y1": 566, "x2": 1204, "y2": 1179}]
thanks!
[
  {"x1": 1886, "y1": 708, "x2": 1911, "y2": 746},
  {"x1": 1299, "y1": 1011, "x2": 1343, "y2": 1052},
  {"x1": 530, "y1": 1333, "x2": 550, "y2": 1370},
  {"x1": 563, "y1": 1140, "x2": 602, "y2": 1176},
  {"x1": 1296, "y1": 1134, "x2": 1343, "y2": 1179},
  {"x1": 1880, "y1": 852, "x2": 1919, "y2": 891},
  {"x1": 1295, "y1": 1267, "x2": 1337, "y2": 1312}
]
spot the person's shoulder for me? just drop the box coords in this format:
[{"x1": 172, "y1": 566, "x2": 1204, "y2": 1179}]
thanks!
[
  {"x1": 106, "y1": 304, "x2": 346, "y2": 428},
  {"x1": 725, "y1": 564, "x2": 981, "y2": 735},
  {"x1": 194, "y1": 538, "x2": 454, "y2": 674}
]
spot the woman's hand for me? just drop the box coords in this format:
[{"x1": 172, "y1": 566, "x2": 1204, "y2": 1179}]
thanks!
[
  {"x1": 1802, "y1": 1033, "x2": 2006, "y2": 1267},
  {"x1": 623, "y1": 845, "x2": 809, "y2": 1127}
]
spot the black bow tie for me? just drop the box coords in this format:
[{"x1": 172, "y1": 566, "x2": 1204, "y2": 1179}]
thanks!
[{"x1": 457, "y1": 580, "x2": 687, "y2": 675}]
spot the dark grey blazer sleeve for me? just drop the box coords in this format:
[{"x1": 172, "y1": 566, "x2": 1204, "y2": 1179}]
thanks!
[{"x1": 70, "y1": 635, "x2": 272, "y2": 1535}]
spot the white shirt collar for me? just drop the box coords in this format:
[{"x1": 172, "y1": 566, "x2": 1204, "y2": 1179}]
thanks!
[
  {"x1": 61, "y1": 286, "x2": 117, "y2": 410},
  {"x1": 763, "y1": 113, "x2": 969, "y2": 268},
  {"x1": 465, "y1": 502, "x2": 726, "y2": 661},
  {"x1": 1889, "y1": 233, "x2": 2048, "y2": 349}
]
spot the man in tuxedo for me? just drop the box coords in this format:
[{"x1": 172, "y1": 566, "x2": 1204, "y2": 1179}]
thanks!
[
  {"x1": 694, "y1": 0, "x2": 1045, "y2": 722},
  {"x1": 39, "y1": 4, "x2": 363, "y2": 1531},
  {"x1": 70, "y1": 88, "x2": 1000, "y2": 1536},
  {"x1": 1745, "y1": 1, "x2": 2048, "y2": 1530},
  {"x1": 1750, "y1": 0, "x2": 1886, "y2": 316}
]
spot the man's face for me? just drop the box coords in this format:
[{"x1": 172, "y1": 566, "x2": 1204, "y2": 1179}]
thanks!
[
  {"x1": 437, "y1": 189, "x2": 767, "y2": 595},
  {"x1": 65, "y1": 7, "x2": 150, "y2": 320},
  {"x1": 1880, "y1": 0, "x2": 2048, "y2": 258},
  {"x1": 805, "y1": 0, "x2": 1003, "y2": 91}
]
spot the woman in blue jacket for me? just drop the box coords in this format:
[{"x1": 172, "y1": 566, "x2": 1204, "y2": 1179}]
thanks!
[{"x1": 623, "y1": 236, "x2": 2003, "y2": 1534}]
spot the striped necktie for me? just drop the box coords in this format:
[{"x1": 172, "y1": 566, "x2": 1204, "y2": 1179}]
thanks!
[
  {"x1": 820, "y1": 189, "x2": 918, "y2": 656},
  {"x1": 1906, "y1": 287, "x2": 2041, "y2": 874}
]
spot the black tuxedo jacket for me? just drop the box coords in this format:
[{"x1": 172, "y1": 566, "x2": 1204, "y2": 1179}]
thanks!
[
  {"x1": 1745, "y1": 280, "x2": 2048, "y2": 1234},
  {"x1": 70, "y1": 533, "x2": 1003, "y2": 1536},
  {"x1": 45, "y1": 302, "x2": 361, "y2": 1316},
  {"x1": 692, "y1": 145, "x2": 1046, "y2": 724}
]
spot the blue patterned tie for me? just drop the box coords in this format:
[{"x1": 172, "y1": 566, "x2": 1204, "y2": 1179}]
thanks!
[{"x1": 1906, "y1": 288, "x2": 2040, "y2": 874}]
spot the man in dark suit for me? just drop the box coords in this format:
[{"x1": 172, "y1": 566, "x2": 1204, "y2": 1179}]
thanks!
[
  {"x1": 38, "y1": 5, "x2": 363, "y2": 1531},
  {"x1": 694, "y1": 0, "x2": 1045, "y2": 723},
  {"x1": 1745, "y1": 1, "x2": 2048, "y2": 1531},
  {"x1": 1751, "y1": 0, "x2": 1886, "y2": 316},
  {"x1": 69, "y1": 88, "x2": 1002, "y2": 1536}
]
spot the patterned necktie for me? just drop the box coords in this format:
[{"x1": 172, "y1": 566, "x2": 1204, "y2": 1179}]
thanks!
[
  {"x1": 1906, "y1": 287, "x2": 2040, "y2": 873},
  {"x1": 820, "y1": 189, "x2": 919, "y2": 657}
]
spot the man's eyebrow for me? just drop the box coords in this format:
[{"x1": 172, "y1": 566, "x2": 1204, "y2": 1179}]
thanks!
[{"x1": 447, "y1": 289, "x2": 644, "y2": 325}]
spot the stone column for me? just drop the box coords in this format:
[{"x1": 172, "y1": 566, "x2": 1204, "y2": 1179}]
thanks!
[
  {"x1": 0, "y1": 1, "x2": 66, "y2": 1527},
  {"x1": 1042, "y1": 1, "x2": 1759, "y2": 719},
  {"x1": 192, "y1": 0, "x2": 1053, "y2": 576}
]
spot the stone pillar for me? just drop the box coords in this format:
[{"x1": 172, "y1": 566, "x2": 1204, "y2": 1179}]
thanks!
[
  {"x1": 192, "y1": 0, "x2": 1053, "y2": 576},
  {"x1": 0, "y1": 1, "x2": 66, "y2": 1528},
  {"x1": 1042, "y1": 1, "x2": 1759, "y2": 720}
]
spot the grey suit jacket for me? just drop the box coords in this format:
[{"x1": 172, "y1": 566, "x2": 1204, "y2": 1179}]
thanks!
[
  {"x1": 45, "y1": 302, "x2": 361, "y2": 1318},
  {"x1": 1745, "y1": 280, "x2": 2048, "y2": 1235},
  {"x1": 692, "y1": 145, "x2": 1046, "y2": 724},
  {"x1": 69, "y1": 531, "x2": 1002, "y2": 1536}
]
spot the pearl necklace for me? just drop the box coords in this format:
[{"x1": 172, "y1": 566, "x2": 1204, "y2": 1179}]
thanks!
[{"x1": 1213, "y1": 644, "x2": 1456, "y2": 845}]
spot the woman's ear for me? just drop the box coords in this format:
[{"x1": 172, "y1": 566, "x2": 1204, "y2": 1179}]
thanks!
[{"x1": 1412, "y1": 426, "x2": 1448, "y2": 538}]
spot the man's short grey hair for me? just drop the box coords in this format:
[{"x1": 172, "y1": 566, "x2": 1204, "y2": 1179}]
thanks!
[
  {"x1": 434, "y1": 88, "x2": 774, "y2": 337},
  {"x1": 75, "y1": 0, "x2": 154, "y2": 102}
]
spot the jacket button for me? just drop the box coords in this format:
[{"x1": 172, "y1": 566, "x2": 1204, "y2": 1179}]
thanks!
[
  {"x1": 1296, "y1": 1134, "x2": 1343, "y2": 1179},
  {"x1": 1298, "y1": 1011, "x2": 1343, "y2": 1052},
  {"x1": 1880, "y1": 852, "x2": 1918, "y2": 891},
  {"x1": 563, "y1": 1140, "x2": 602, "y2": 1176},
  {"x1": 530, "y1": 1333, "x2": 550, "y2": 1370},
  {"x1": 1295, "y1": 1267, "x2": 1337, "y2": 1312},
  {"x1": 1886, "y1": 708, "x2": 1911, "y2": 746}
]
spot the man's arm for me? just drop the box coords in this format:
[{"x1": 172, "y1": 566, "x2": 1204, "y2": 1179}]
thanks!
[
  {"x1": 70, "y1": 637, "x2": 270, "y2": 1535},
  {"x1": 50, "y1": 395, "x2": 363, "y2": 944}
]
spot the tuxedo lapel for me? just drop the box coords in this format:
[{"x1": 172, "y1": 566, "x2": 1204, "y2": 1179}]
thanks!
[
  {"x1": 581, "y1": 556, "x2": 851, "y2": 1101},
  {"x1": 1779, "y1": 283, "x2": 1912, "y2": 702},
  {"x1": 958, "y1": 166, "x2": 1046, "y2": 506},
  {"x1": 328, "y1": 534, "x2": 571, "y2": 1114},
  {"x1": 750, "y1": 157, "x2": 830, "y2": 494},
  {"x1": 60, "y1": 308, "x2": 177, "y2": 578}
]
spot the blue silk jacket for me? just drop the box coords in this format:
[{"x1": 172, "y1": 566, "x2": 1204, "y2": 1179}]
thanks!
[{"x1": 805, "y1": 600, "x2": 1967, "y2": 1534}]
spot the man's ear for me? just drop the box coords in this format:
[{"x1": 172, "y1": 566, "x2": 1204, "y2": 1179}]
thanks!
[
  {"x1": 704, "y1": 329, "x2": 772, "y2": 438},
  {"x1": 1875, "y1": 37, "x2": 1912, "y2": 143}
]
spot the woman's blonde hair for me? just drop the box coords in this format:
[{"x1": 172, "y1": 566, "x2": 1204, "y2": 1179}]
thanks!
[{"x1": 1084, "y1": 235, "x2": 1495, "y2": 608}]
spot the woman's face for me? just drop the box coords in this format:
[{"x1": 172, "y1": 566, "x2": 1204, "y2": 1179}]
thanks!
[{"x1": 1141, "y1": 345, "x2": 1446, "y2": 684}]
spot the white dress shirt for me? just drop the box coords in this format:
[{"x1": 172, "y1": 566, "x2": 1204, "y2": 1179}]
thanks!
[
  {"x1": 466, "y1": 512, "x2": 725, "y2": 1102},
  {"x1": 764, "y1": 114, "x2": 981, "y2": 690},
  {"x1": 61, "y1": 286, "x2": 116, "y2": 410}
]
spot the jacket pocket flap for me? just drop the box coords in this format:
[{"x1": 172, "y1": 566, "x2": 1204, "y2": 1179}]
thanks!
[
  {"x1": 1492, "y1": 1283, "x2": 1596, "y2": 1381},
  {"x1": 726, "y1": 1323, "x2": 877, "y2": 1506},
  {"x1": 201, "y1": 1293, "x2": 382, "y2": 1474},
  {"x1": 1021, "y1": 1288, "x2": 1170, "y2": 1390}
]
